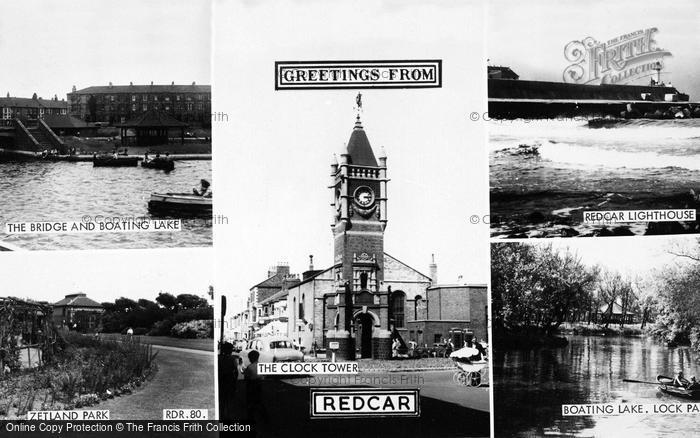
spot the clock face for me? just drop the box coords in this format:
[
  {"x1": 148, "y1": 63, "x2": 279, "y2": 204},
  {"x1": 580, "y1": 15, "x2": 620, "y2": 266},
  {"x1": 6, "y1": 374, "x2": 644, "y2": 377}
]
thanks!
[{"x1": 354, "y1": 187, "x2": 375, "y2": 207}]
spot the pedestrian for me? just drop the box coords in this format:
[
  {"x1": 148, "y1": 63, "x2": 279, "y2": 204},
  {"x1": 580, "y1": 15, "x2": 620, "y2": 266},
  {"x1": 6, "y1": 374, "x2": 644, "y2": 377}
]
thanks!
[
  {"x1": 244, "y1": 350, "x2": 267, "y2": 425},
  {"x1": 218, "y1": 342, "x2": 240, "y2": 421}
]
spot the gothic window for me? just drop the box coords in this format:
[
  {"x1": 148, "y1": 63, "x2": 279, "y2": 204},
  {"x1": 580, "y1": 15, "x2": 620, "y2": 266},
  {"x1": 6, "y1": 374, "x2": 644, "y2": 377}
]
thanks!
[
  {"x1": 299, "y1": 294, "x2": 305, "y2": 320},
  {"x1": 360, "y1": 273, "x2": 368, "y2": 290},
  {"x1": 292, "y1": 298, "x2": 296, "y2": 326},
  {"x1": 390, "y1": 291, "x2": 406, "y2": 328}
]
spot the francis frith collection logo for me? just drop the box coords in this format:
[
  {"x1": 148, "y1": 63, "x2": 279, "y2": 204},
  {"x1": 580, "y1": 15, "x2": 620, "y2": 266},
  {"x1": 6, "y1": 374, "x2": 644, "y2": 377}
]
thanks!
[{"x1": 563, "y1": 28, "x2": 672, "y2": 85}]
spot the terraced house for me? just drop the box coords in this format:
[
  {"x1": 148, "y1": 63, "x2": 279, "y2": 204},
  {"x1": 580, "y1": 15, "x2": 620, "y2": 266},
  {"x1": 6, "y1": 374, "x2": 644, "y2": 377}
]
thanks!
[
  {"x1": 67, "y1": 82, "x2": 211, "y2": 126},
  {"x1": 0, "y1": 94, "x2": 68, "y2": 122}
]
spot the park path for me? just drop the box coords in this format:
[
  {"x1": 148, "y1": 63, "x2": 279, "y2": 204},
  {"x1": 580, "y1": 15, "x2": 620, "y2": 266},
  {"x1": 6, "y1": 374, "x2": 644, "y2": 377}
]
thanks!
[{"x1": 97, "y1": 345, "x2": 215, "y2": 420}]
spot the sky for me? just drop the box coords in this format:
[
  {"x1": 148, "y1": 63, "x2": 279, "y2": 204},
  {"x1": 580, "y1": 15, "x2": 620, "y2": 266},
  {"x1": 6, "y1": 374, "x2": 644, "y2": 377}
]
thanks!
[
  {"x1": 487, "y1": 0, "x2": 700, "y2": 100},
  {"x1": 0, "y1": 0, "x2": 211, "y2": 99},
  {"x1": 212, "y1": 0, "x2": 489, "y2": 314},
  {"x1": 521, "y1": 235, "x2": 699, "y2": 280},
  {"x1": 0, "y1": 247, "x2": 214, "y2": 304}
]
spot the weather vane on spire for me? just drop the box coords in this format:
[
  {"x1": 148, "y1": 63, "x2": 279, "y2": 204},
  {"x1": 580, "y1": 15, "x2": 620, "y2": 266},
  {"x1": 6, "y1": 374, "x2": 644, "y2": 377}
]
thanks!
[{"x1": 354, "y1": 92, "x2": 363, "y2": 118}]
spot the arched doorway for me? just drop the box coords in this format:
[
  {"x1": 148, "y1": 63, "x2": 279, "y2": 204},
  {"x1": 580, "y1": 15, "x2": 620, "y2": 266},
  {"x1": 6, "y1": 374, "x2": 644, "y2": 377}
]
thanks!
[{"x1": 355, "y1": 313, "x2": 374, "y2": 358}]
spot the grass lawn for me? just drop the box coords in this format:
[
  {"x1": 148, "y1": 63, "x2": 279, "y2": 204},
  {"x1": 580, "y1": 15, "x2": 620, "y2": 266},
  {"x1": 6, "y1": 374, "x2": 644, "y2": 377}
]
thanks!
[
  {"x1": 558, "y1": 322, "x2": 644, "y2": 337},
  {"x1": 99, "y1": 333, "x2": 214, "y2": 351}
]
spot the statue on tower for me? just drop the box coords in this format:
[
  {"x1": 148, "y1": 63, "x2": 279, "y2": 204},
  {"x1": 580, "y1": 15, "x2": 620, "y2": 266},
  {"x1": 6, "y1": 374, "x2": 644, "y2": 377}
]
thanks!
[{"x1": 355, "y1": 92, "x2": 363, "y2": 114}]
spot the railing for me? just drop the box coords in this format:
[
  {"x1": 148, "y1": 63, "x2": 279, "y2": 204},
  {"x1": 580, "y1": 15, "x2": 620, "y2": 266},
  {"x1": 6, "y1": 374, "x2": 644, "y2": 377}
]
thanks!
[
  {"x1": 11, "y1": 118, "x2": 40, "y2": 151},
  {"x1": 38, "y1": 118, "x2": 66, "y2": 153},
  {"x1": 348, "y1": 166, "x2": 380, "y2": 178}
]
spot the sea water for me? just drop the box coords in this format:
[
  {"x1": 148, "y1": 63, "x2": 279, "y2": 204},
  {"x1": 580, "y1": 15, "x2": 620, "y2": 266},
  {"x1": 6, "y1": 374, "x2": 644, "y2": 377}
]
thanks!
[{"x1": 489, "y1": 119, "x2": 700, "y2": 238}]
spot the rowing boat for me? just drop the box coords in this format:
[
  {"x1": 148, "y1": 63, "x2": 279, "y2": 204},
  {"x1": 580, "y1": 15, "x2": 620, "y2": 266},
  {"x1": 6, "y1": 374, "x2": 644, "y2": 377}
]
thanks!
[
  {"x1": 148, "y1": 192, "x2": 212, "y2": 216},
  {"x1": 142, "y1": 158, "x2": 175, "y2": 171},
  {"x1": 657, "y1": 375, "x2": 700, "y2": 400}
]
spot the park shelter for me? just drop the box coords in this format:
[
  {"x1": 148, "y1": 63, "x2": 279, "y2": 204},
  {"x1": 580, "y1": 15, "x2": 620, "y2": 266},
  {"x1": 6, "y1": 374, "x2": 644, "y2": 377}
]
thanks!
[
  {"x1": 52, "y1": 293, "x2": 104, "y2": 332},
  {"x1": 118, "y1": 109, "x2": 188, "y2": 146},
  {"x1": 42, "y1": 114, "x2": 97, "y2": 137}
]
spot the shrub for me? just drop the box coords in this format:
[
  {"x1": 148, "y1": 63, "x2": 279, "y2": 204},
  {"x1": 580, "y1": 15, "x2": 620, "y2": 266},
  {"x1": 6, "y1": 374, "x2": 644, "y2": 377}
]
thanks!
[
  {"x1": 170, "y1": 320, "x2": 213, "y2": 339},
  {"x1": 172, "y1": 307, "x2": 214, "y2": 324},
  {"x1": 149, "y1": 319, "x2": 175, "y2": 336}
]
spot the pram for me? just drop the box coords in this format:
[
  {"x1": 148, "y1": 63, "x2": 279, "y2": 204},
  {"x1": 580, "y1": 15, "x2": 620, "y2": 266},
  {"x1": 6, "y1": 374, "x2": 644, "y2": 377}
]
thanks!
[{"x1": 450, "y1": 346, "x2": 489, "y2": 387}]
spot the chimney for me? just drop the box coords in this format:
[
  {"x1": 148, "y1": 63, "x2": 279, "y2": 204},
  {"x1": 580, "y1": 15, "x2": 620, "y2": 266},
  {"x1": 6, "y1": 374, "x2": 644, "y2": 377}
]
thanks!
[
  {"x1": 276, "y1": 263, "x2": 290, "y2": 277},
  {"x1": 54, "y1": 94, "x2": 58, "y2": 101},
  {"x1": 72, "y1": 85, "x2": 76, "y2": 92},
  {"x1": 303, "y1": 255, "x2": 319, "y2": 281},
  {"x1": 429, "y1": 254, "x2": 438, "y2": 285},
  {"x1": 109, "y1": 82, "x2": 113, "y2": 88},
  {"x1": 150, "y1": 81, "x2": 154, "y2": 86},
  {"x1": 192, "y1": 81, "x2": 196, "y2": 86},
  {"x1": 171, "y1": 81, "x2": 175, "y2": 86},
  {"x1": 6, "y1": 92, "x2": 9, "y2": 98},
  {"x1": 129, "y1": 81, "x2": 133, "y2": 86}
]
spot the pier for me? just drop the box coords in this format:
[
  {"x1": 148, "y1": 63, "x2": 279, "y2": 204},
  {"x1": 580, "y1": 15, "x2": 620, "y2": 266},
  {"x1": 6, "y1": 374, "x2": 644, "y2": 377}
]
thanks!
[
  {"x1": 0, "y1": 148, "x2": 211, "y2": 161},
  {"x1": 488, "y1": 98, "x2": 700, "y2": 120}
]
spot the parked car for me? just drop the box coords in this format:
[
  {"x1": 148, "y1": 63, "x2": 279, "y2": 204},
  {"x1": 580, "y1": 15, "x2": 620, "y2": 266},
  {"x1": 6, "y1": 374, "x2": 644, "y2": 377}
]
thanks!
[
  {"x1": 407, "y1": 341, "x2": 432, "y2": 358},
  {"x1": 239, "y1": 336, "x2": 304, "y2": 368}
]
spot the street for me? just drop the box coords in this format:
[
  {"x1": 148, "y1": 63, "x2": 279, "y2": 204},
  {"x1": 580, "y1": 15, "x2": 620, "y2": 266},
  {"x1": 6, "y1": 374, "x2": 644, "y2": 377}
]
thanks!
[
  {"x1": 221, "y1": 369, "x2": 490, "y2": 437},
  {"x1": 98, "y1": 345, "x2": 215, "y2": 420}
]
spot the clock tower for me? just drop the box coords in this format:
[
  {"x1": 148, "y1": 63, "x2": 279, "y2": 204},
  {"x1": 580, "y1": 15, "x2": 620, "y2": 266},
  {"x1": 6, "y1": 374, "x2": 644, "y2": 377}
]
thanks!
[{"x1": 327, "y1": 109, "x2": 392, "y2": 360}]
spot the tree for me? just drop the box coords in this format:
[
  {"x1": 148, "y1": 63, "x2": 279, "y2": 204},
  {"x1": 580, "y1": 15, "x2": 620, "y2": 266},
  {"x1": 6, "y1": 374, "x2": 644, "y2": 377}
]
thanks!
[
  {"x1": 491, "y1": 243, "x2": 598, "y2": 335},
  {"x1": 649, "y1": 258, "x2": 700, "y2": 348},
  {"x1": 176, "y1": 294, "x2": 208, "y2": 310},
  {"x1": 596, "y1": 271, "x2": 635, "y2": 328},
  {"x1": 114, "y1": 297, "x2": 138, "y2": 313},
  {"x1": 156, "y1": 292, "x2": 177, "y2": 311}
]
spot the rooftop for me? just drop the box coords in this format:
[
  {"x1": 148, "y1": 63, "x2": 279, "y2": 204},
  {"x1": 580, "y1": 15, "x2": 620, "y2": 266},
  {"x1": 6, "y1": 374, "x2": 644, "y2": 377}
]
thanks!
[
  {"x1": 346, "y1": 116, "x2": 378, "y2": 166},
  {"x1": 71, "y1": 83, "x2": 211, "y2": 95},
  {"x1": 119, "y1": 109, "x2": 189, "y2": 128},
  {"x1": 54, "y1": 293, "x2": 103, "y2": 308},
  {"x1": 0, "y1": 96, "x2": 68, "y2": 109},
  {"x1": 43, "y1": 114, "x2": 91, "y2": 129}
]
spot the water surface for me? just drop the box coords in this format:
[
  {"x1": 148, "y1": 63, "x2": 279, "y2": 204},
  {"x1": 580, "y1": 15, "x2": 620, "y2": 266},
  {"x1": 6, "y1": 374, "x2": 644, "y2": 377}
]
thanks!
[
  {"x1": 0, "y1": 160, "x2": 212, "y2": 250},
  {"x1": 494, "y1": 335, "x2": 700, "y2": 437}
]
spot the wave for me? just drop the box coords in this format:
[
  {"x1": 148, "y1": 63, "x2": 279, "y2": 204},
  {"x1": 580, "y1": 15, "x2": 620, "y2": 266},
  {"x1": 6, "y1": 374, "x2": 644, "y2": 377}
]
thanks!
[
  {"x1": 490, "y1": 119, "x2": 700, "y2": 145},
  {"x1": 587, "y1": 118, "x2": 700, "y2": 128},
  {"x1": 534, "y1": 141, "x2": 700, "y2": 171}
]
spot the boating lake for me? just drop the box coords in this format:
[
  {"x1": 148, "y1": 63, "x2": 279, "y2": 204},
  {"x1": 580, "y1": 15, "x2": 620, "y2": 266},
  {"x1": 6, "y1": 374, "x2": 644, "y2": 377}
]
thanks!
[
  {"x1": 490, "y1": 119, "x2": 700, "y2": 238},
  {"x1": 493, "y1": 335, "x2": 700, "y2": 437},
  {"x1": 0, "y1": 160, "x2": 212, "y2": 250}
]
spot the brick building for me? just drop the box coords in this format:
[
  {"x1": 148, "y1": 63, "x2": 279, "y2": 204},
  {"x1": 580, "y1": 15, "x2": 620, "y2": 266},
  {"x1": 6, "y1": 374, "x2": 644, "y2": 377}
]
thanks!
[
  {"x1": 67, "y1": 82, "x2": 211, "y2": 126},
  {"x1": 0, "y1": 94, "x2": 68, "y2": 122},
  {"x1": 406, "y1": 284, "x2": 488, "y2": 347},
  {"x1": 229, "y1": 112, "x2": 488, "y2": 360},
  {"x1": 229, "y1": 264, "x2": 300, "y2": 341}
]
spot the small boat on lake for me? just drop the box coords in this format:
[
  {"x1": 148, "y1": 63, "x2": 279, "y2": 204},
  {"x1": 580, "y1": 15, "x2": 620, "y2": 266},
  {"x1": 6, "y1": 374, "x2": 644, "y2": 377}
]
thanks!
[
  {"x1": 148, "y1": 192, "x2": 212, "y2": 216},
  {"x1": 142, "y1": 158, "x2": 175, "y2": 171},
  {"x1": 93, "y1": 155, "x2": 139, "y2": 167},
  {"x1": 657, "y1": 375, "x2": 700, "y2": 400}
]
